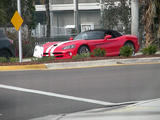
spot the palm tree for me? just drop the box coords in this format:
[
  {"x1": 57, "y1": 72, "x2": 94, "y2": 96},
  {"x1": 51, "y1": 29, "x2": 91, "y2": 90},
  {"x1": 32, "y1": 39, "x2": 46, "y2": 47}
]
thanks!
[{"x1": 141, "y1": 0, "x2": 160, "y2": 47}]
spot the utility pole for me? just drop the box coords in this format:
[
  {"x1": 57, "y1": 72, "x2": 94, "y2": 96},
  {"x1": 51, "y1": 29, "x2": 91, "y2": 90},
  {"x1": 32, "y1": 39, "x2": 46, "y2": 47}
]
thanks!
[
  {"x1": 73, "y1": 0, "x2": 80, "y2": 34},
  {"x1": 46, "y1": 0, "x2": 50, "y2": 37},
  {"x1": 131, "y1": 0, "x2": 139, "y2": 38},
  {"x1": 17, "y1": 0, "x2": 22, "y2": 62},
  {"x1": 100, "y1": 0, "x2": 104, "y2": 28}
]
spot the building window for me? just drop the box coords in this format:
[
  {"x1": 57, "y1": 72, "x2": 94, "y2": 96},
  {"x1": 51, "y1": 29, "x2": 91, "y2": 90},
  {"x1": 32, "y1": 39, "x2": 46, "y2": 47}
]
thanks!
[{"x1": 35, "y1": 0, "x2": 45, "y2": 5}]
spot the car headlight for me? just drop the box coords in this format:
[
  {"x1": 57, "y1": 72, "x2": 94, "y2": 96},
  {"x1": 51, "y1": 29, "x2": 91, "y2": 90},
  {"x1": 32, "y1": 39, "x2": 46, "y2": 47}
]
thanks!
[{"x1": 63, "y1": 44, "x2": 75, "y2": 50}]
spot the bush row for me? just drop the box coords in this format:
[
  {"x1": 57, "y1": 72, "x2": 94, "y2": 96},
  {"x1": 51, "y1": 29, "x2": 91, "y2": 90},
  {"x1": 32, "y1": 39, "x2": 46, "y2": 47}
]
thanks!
[
  {"x1": 72, "y1": 48, "x2": 106, "y2": 60},
  {"x1": 0, "y1": 57, "x2": 19, "y2": 63}
]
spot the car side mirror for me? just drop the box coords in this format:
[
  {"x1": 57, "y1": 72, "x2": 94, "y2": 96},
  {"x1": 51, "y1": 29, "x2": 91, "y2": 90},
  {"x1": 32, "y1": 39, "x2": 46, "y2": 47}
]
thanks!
[
  {"x1": 69, "y1": 37, "x2": 74, "y2": 41},
  {"x1": 104, "y1": 35, "x2": 112, "y2": 40}
]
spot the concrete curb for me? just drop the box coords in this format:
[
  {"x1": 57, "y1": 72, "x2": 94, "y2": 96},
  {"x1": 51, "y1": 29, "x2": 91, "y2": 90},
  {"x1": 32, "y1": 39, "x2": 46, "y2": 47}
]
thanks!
[
  {"x1": 45, "y1": 57, "x2": 160, "y2": 70},
  {"x1": 0, "y1": 57, "x2": 160, "y2": 71}
]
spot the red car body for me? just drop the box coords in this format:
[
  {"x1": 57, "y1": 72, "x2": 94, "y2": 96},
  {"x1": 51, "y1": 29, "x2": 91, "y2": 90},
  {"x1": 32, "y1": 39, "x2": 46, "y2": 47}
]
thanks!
[{"x1": 33, "y1": 30, "x2": 139, "y2": 59}]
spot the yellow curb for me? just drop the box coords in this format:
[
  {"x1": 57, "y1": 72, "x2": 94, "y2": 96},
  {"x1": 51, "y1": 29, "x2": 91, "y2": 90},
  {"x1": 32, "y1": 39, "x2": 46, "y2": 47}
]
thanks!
[{"x1": 0, "y1": 64, "x2": 47, "y2": 71}]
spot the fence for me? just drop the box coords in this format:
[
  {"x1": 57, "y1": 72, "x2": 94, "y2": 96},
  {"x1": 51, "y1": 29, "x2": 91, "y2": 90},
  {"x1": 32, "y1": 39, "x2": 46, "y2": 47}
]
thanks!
[{"x1": 32, "y1": 23, "x2": 77, "y2": 38}]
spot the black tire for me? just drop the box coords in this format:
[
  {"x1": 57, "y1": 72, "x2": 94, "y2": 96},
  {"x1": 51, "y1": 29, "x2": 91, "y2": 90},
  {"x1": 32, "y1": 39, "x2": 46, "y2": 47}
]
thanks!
[
  {"x1": 124, "y1": 42, "x2": 135, "y2": 56},
  {"x1": 0, "y1": 50, "x2": 11, "y2": 58},
  {"x1": 78, "y1": 46, "x2": 90, "y2": 55}
]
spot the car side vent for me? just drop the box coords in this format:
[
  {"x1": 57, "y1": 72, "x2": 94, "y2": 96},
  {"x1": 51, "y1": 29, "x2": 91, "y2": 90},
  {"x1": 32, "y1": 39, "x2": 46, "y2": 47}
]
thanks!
[{"x1": 54, "y1": 44, "x2": 57, "y2": 46}]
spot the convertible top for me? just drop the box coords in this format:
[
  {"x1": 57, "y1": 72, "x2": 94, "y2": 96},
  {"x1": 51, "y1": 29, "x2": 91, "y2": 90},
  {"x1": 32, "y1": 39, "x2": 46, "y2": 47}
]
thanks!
[{"x1": 83, "y1": 29, "x2": 122, "y2": 38}]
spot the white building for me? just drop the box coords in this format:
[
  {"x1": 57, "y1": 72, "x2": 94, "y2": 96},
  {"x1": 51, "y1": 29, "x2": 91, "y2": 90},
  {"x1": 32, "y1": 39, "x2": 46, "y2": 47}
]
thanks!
[{"x1": 34, "y1": 0, "x2": 102, "y2": 37}]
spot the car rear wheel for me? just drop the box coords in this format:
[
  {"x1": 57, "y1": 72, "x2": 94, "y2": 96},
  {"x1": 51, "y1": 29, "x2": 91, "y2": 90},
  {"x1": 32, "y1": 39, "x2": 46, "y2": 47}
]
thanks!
[
  {"x1": 0, "y1": 50, "x2": 11, "y2": 58},
  {"x1": 78, "y1": 46, "x2": 90, "y2": 55},
  {"x1": 124, "y1": 42, "x2": 135, "y2": 56}
]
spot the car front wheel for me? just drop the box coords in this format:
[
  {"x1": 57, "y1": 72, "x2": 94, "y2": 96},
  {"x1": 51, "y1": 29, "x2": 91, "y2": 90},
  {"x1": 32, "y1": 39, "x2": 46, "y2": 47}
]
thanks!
[{"x1": 78, "y1": 46, "x2": 90, "y2": 55}]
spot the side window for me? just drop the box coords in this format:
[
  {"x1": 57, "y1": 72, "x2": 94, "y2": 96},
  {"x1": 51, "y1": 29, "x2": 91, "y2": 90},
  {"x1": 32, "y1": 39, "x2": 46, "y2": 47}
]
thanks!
[
  {"x1": 112, "y1": 31, "x2": 122, "y2": 38},
  {"x1": 105, "y1": 30, "x2": 122, "y2": 38},
  {"x1": 85, "y1": 31, "x2": 105, "y2": 40}
]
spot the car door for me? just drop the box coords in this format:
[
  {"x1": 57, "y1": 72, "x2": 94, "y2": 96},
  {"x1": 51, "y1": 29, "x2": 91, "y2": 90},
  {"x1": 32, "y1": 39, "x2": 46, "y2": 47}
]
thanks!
[
  {"x1": 95, "y1": 31, "x2": 122, "y2": 56},
  {"x1": 80, "y1": 31, "x2": 106, "y2": 51}
]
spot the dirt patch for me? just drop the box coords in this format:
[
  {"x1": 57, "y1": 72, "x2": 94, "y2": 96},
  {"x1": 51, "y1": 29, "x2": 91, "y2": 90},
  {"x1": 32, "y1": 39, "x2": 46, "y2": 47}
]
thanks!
[{"x1": 0, "y1": 54, "x2": 160, "y2": 66}]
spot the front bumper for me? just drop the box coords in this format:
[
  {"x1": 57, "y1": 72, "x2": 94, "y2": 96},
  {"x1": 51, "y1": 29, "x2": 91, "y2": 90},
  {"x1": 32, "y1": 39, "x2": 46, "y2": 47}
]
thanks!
[{"x1": 43, "y1": 50, "x2": 76, "y2": 59}]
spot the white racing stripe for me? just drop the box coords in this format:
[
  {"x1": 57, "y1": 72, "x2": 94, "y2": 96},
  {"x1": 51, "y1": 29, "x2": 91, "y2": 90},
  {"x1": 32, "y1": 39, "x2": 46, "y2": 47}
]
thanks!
[
  {"x1": 49, "y1": 41, "x2": 72, "y2": 54},
  {"x1": 46, "y1": 45, "x2": 54, "y2": 53},
  {"x1": 0, "y1": 84, "x2": 136, "y2": 106},
  {"x1": 46, "y1": 40, "x2": 79, "y2": 54},
  {"x1": 46, "y1": 41, "x2": 68, "y2": 54}
]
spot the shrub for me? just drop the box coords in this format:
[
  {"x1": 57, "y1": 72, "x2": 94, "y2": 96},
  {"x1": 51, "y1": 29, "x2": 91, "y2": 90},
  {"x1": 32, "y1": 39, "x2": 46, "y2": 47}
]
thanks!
[
  {"x1": 9, "y1": 57, "x2": 19, "y2": 63},
  {"x1": 31, "y1": 56, "x2": 55, "y2": 63},
  {"x1": 6, "y1": 31, "x2": 37, "y2": 58},
  {"x1": 141, "y1": 45, "x2": 158, "y2": 55},
  {"x1": 0, "y1": 57, "x2": 8, "y2": 63},
  {"x1": 72, "y1": 53, "x2": 90, "y2": 60},
  {"x1": 91, "y1": 48, "x2": 106, "y2": 57},
  {"x1": 120, "y1": 46, "x2": 134, "y2": 57}
]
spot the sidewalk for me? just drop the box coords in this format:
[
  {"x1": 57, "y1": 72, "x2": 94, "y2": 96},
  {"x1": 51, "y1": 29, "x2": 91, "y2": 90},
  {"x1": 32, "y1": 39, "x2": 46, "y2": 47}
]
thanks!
[{"x1": 30, "y1": 98, "x2": 160, "y2": 120}]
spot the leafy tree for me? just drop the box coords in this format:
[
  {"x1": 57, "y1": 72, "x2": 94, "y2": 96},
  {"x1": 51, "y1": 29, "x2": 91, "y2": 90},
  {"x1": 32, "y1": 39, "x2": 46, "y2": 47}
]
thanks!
[
  {"x1": 21, "y1": 0, "x2": 36, "y2": 37},
  {"x1": 100, "y1": 0, "x2": 131, "y2": 34},
  {"x1": 0, "y1": 0, "x2": 16, "y2": 27},
  {"x1": 0, "y1": 0, "x2": 36, "y2": 35}
]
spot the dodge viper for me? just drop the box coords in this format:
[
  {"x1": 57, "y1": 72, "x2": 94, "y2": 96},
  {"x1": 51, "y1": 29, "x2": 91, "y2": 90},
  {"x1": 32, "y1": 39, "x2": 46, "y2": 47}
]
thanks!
[{"x1": 33, "y1": 29, "x2": 139, "y2": 59}]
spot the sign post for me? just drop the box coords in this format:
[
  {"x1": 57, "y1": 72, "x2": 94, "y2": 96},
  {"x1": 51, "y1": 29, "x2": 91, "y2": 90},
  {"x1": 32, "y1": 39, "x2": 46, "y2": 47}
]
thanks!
[
  {"x1": 17, "y1": 0, "x2": 22, "y2": 62},
  {"x1": 11, "y1": 0, "x2": 23, "y2": 62}
]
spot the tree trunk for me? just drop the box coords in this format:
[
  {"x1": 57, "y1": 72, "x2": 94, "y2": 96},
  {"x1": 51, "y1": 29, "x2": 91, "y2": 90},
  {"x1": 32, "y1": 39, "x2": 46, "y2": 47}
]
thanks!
[
  {"x1": 131, "y1": 0, "x2": 139, "y2": 38},
  {"x1": 46, "y1": 0, "x2": 50, "y2": 37},
  {"x1": 143, "y1": 0, "x2": 160, "y2": 47}
]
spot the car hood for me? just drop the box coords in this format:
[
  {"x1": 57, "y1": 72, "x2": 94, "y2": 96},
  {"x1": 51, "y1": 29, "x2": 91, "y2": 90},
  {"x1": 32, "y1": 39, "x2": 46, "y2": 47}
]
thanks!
[{"x1": 43, "y1": 40, "x2": 84, "y2": 52}]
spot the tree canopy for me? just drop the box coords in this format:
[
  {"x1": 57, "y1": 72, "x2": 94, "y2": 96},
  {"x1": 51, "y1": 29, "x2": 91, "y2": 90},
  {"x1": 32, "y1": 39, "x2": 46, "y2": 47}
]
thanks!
[
  {"x1": 0, "y1": 0, "x2": 36, "y2": 31},
  {"x1": 101, "y1": 0, "x2": 131, "y2": 34}
]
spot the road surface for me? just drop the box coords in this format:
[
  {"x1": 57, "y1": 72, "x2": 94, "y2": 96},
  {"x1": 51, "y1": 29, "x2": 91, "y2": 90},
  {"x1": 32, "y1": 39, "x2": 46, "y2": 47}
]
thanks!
[{"x1": 0, "y1": 63, "x2": 160, "y2": 120}]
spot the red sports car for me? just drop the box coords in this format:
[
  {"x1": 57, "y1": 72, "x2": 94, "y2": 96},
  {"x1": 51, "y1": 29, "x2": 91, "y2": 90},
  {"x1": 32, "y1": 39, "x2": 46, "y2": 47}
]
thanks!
[{"x1": 33, "y1": 30, "x2": 139, "y2": 59}]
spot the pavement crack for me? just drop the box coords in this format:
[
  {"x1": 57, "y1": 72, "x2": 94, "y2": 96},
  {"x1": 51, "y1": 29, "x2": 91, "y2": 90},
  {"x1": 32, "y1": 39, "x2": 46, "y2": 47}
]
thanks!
[{"x1": 56, "y1": 114, "x2": 66, "y2": 120}]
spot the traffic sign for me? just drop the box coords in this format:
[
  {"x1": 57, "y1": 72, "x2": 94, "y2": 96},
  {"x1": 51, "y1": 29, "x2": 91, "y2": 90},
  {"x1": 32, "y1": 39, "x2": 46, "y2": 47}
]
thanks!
[{"x1": 11, "y1": 11, "x2": 23, "y2": 31}]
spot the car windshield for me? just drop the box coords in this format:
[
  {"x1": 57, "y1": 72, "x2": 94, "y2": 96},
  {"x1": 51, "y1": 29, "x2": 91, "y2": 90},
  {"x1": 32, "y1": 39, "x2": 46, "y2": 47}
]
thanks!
[
  {"x1": 74, "y1": 31, "x2": 105, "y2": 40},
  {"x1": 0, "y1": 29, "x2": 6, "y2": 38}
]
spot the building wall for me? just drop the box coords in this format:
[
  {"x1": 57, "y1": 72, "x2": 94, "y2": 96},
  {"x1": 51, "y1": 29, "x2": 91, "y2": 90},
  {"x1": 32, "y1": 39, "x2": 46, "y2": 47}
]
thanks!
[
  {"x1": 35, "y1": 0, "x2": 101, "y2": 36},
  {"x1": 52, "y1": 11, "x2": 74, "y2": 27},
  {"x1": 50, "y1": 0, "x2": 97, "y2": 4},
  {"x1": 51, "y1": 10, "x2": 100, "y2": 27}
]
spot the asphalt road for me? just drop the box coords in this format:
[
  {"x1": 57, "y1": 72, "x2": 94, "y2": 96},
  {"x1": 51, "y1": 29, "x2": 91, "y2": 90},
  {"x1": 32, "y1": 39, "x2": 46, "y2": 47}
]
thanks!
[{"x1": 0, "y1": 64, "x2": 160, "y2": 120}]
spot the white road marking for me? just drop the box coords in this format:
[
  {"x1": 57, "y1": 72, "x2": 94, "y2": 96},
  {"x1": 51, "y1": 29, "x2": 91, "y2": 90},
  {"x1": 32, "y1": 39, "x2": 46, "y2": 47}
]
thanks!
[{"x1": 0, "y1": 84, "x2": 136, "y2": 106}]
